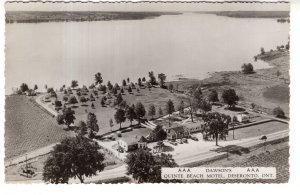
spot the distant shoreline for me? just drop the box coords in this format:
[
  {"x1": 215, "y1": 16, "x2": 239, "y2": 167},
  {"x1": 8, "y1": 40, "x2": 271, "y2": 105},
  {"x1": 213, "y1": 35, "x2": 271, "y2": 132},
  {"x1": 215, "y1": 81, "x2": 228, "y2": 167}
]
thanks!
[
  {"x1": 197, "y1": 11, "x2": 289, "y2": 18},
  {"x1": 5, "y1": 11, "x2": 181, "y2": 23}
]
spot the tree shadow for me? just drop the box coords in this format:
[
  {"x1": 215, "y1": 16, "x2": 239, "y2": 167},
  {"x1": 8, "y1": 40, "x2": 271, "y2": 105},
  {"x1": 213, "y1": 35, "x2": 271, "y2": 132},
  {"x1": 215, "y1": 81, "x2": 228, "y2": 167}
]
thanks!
[
  {"x1": 162, "y1": 145, "x2": 174, "y2": 152},
  {"x1": 71, "y1": 105, "x2": 79, "y2": 108},
  {"x1": 211, "y1": 145, "x2": 250, "y2": 156},
  {"x1": 81, "y1": 104, "x2": 88, "y2": 107},
  {"x1": 225, "y1": 106, "x2": 245, "y2": 112}
]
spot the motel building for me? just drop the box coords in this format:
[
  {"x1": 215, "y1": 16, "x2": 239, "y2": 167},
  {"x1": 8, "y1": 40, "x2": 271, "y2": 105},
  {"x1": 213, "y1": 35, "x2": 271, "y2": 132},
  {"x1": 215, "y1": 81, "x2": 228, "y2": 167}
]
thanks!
[{"x1": 117, "y1": 136, "x2": 148, "y2": 152}]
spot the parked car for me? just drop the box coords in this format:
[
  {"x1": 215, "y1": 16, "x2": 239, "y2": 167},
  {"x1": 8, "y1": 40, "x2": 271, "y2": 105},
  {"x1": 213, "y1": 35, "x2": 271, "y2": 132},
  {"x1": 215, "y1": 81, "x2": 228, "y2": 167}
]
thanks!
[
  {"x1": 117, "y1": 147, "x2": 124, "y2": 153},
  {"x1": 182, "y1": 138, "x2": 188, "y2": 143},
  {"x1": 170, "y1": 141, "x2": 178, "y2": 146},
  {"x1": 190, "y1": 136, "x2": 199, "y2": 141},
  {"x1": 176, "y1": 139, "x2": 183, "y2": 144}
]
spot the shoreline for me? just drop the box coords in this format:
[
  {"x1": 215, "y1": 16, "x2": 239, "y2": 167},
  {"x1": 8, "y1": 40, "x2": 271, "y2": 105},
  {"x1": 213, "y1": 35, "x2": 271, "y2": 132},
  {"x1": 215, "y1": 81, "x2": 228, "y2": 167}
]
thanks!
[{"x1": 171, "y1": 49, "x2": 290, "y2": 116}]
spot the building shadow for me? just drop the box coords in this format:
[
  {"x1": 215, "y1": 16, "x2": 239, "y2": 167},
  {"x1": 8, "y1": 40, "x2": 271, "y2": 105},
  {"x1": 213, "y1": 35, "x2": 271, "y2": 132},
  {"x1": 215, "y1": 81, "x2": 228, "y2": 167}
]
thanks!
[{"x1": 211, "y1": 145, "x2": 250, "y2": 156}]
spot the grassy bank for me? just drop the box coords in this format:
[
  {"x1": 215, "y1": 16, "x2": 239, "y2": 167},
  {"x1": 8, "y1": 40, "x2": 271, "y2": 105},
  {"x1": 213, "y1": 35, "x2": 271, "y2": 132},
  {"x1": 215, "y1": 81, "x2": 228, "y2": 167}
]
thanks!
[{"x1": 170, "y1": 49, "x2": 290, "y2": 116}]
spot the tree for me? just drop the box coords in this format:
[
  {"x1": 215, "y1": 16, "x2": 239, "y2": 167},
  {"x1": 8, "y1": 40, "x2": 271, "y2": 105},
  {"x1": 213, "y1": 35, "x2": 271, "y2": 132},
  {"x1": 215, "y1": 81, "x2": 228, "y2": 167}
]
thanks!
[
  {"x1": 71, "y1": 80, "x2": 78, "y2": 89},
  {"x1": 222, "y1": 89, "x2": 239, "y2": 108},
  {"x1": 128, "y1": 85, "x2": 132, "y2": 93},
  {"x1": 148, "y1": 104, "x2": 156, "y2": 120},
  {"x1": 89, "y1": 83, "x2": 95, "y2": 89},
  {"x1": 142, "y1": 77, "x2": 146, "y2": 82},
  {"x1": 100, "y1": 97, "x2": 106, "y2": 107},
  {"x1": 158, "y1": 107, "x2": 163, "y2": 116},
  {"x1": 168, "y1": 83, "x2": 174, "y2": 92},
  {"x1": 99, "y1": 84, "x2": 107, "y2": 93},
  {"x1": 241, "y1": 63, "x2": 254, "y2": 74},
  {"x1": 114, "y1": 83, "x2": 120, "y2": 90},
  {"x1": 138, "y1": 78, "x2": 142, "y2": 87},
  {"x1": 127, "y1": 77, "x2": 130, "y2": 83},
  {"x1": 68, "y1": 95, "x2": 78, "y2": 106},
  {"x1": 199, "y1": 100, "x2": 212, "y2": 113},
  {"x1": 148, "y1": 125, "x2": 167, "y2": 142},
  {"x1": 202, "y1": 112, "x2": 230, "y2": 146},
  {"x1": 56, "y1": 114, "x2": 64, "y2": 125},
  {"x1": 86, "y1": 112, "x2": 99, "y2": 136},
  {"x1": 63, "y1": 95, "x2": 68, "y2": 102},
  {"x1": 94, "y1": 72, "x2": 103, "y2": 85},
  {"x1": 273, "y1": 107, "x2": 285, "y2": 118},
  {"x1": 90, "y1": 94, "x2": 95, "y2": 101},
  {"x1": 208, "y1": 90, "x2": 219, "y2": 103},
  {"x1": 77, "y1": 121, "x2": 88, "y2": 135},
  {"x1": 47, "y1": 87, "x2": 55, "y2": 94},
  {"x1": 148, "y1": 71, "x2": 157, "y2": 85},
  {"x1": 59, "y1": 107, "x2": 76, "y2": 128},
  {"x1": 122, "y1": 79, "x2": 127, "y2": 87},
  {"x1": 120, "y1": 88, "x2": 124, "y2": 94},
  {"x1": 285, "y1": 42, "x2": 290, "y2": 50},
  {"x1": 116, "y1": 93, "x2": 123, "y2": 105},
  {"x1": 114, "y1": 109, "x2": 126, "y2": 129},
  {"x1": 126, "y1": 104, "x2": 136, "y2": 126},
  {"x1": 109, "y1": 118, "x2": 114, "y2": 131},
  {"x1": 54, "y1": 100, "x2": 62, "y2": 108},
  {"x1": 158, "y1": 73, "x2": 166, "y2": 88},
  {"x1": 135, "y1": 102, "x2": 146, "y2": 125},
  {"x1": 20, "y1": 83, "x2": 29, "y2": 93},
  {"x1": 107, "y1": 81, "x2": 113, "y2": 91},
  {"x1": 43, "y1": 136, "x2": 105, "y2": 183},
  {"x1": 125, "y1": 149, "x2": 177, "y2": 183},
  {"x1": 260, "y1": 47, "x2": 265, "y2": 55},
  {"x1": 177, "y1": 100, "x2": 185, "y2": 116},
  {"x1": 34, "y1": 84, "x2": 38, "y2": 91},
  {"x1": 80, "y1": 96, "x2": 87, "y2": 105},
  {"x1": 165, "y1": 99, "x2": 175, "y2": 127},
  {"x1": 119, "y1": 100, "x2": 127, "y2": 110}
]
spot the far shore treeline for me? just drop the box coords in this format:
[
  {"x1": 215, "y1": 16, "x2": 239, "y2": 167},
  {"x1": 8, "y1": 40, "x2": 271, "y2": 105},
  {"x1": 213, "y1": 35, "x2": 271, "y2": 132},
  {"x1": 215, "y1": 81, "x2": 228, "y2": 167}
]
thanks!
[
  {"x1": 5, "y1": 10, "x2": 290, "y2": 24},
  {"x1": 5, "y1": 11, "x2": 181, "y2": 23}
]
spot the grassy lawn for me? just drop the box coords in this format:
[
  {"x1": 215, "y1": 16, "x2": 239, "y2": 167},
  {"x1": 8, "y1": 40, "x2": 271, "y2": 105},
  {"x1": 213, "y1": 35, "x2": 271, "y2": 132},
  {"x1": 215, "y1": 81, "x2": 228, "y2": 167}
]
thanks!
[
  {"x1": 5, "y1": 95, "x2": 74, "y2": 160},
  {"x1": 263, "y1": 85, "x2": 289, "y2": 103},
  {"x1": 227, "y1": 121, "x2": 288, "y2": 141},
  {"x1": 49, "y1": 86, "x2": 188, "y2": 135}
]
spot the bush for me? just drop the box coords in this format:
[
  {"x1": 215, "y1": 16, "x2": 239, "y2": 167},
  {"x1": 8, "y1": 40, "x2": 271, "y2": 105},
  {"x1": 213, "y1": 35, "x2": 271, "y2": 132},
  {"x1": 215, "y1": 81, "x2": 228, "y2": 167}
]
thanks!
[
  {"x1": 273, "y1": 107, "x2": 285, "y2": 118},
  {"x1": 241, "y1": 63, "x2": 254, "y2": 74}
]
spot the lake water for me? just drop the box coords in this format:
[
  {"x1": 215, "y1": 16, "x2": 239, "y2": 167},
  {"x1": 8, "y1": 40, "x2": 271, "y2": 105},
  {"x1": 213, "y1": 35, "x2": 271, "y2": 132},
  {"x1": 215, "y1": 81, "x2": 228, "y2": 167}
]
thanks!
[{"x1": 5, "y1": 13, "x2": 289, "y2": 94}]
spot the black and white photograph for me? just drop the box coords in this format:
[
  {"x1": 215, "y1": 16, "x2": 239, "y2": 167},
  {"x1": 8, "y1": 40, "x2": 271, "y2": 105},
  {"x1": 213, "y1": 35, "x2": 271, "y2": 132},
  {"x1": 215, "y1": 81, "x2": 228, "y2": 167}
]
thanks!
[{"x1": 2, "y1": 0, "x2": 294, "y2": 186}]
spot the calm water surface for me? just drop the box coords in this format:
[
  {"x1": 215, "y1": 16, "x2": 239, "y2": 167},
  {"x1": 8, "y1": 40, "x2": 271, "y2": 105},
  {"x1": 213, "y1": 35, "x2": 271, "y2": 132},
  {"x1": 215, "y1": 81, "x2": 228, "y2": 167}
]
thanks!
[{"x1": 5, "y1": 13, "x2": 289, "y2": 94}]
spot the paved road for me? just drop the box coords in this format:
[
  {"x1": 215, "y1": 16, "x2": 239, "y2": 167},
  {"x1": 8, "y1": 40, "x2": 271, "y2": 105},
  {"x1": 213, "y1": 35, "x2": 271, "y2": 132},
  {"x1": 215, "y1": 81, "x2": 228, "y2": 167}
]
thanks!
[
  {"x1": 7, "y1": 129, "x2": 288, "y2": 183},
  {"x1": 35, "y1": 94, "x2": 58, "y2": 116}
]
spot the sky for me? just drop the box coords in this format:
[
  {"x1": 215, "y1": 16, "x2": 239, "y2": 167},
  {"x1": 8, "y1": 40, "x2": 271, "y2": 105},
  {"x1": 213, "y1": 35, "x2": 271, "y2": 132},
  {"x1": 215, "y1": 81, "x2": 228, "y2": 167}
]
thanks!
[{"x1": 5, "y1": 0, "x2": 290, "y2": 12}]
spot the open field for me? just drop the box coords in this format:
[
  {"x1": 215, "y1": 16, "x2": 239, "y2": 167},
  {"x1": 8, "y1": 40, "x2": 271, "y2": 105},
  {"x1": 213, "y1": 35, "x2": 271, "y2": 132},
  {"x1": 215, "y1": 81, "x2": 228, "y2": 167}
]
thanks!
[
  {"x1": 170, "y1": 50, "x2": 290, "y2": 117},
  {"x1": 5, "y1": 11, "x2": 181, "y2": 23},
  {"x1": 194, "y1": 141, "x2": 289, "y2": 183},
  {"x1": 5, "y1": 95, "x2": 74, "y2": 160}
]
